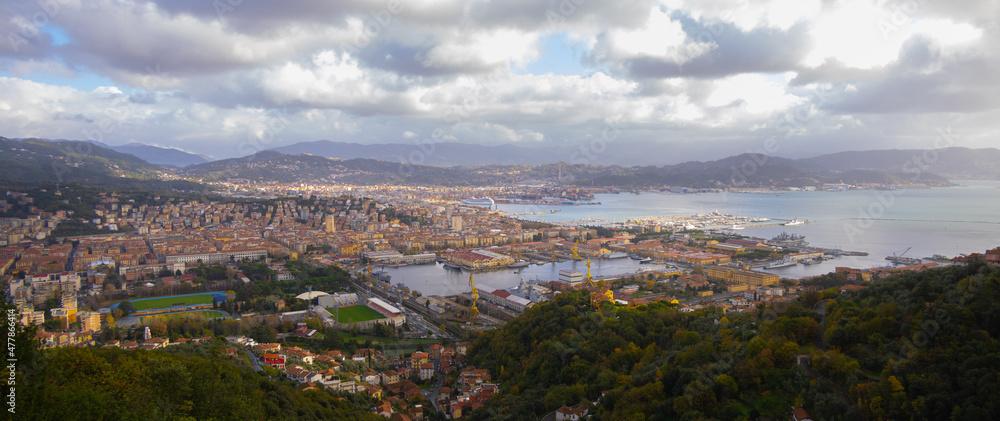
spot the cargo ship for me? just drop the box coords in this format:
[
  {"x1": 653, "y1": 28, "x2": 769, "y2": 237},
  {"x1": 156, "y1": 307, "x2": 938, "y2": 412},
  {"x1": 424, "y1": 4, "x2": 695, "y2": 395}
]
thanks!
[{"x1": 460, "y1": 197, "x2": 495, "y2": 208}]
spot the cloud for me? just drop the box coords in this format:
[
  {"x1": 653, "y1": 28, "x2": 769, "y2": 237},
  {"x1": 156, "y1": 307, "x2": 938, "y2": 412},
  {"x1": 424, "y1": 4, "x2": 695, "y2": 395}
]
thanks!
[{"x1": 0, "y1": 0, "x2": 998, "y2": 162}]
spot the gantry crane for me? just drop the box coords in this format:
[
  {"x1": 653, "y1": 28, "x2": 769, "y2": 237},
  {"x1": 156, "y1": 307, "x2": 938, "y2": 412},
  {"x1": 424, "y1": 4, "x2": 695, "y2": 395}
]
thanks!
[
  {"x1": 468, "y1": 273, "x2": 480, "y2": 317},
  {"x1": 572, "y1": 241, "x2": 595, "y2": 287}
]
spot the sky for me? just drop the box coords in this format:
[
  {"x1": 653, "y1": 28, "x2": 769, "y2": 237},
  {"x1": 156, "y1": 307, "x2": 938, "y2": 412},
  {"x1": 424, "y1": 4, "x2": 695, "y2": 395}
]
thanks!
[{"x1": 0, "y1": 0, "x2": 997, "y2": 163}]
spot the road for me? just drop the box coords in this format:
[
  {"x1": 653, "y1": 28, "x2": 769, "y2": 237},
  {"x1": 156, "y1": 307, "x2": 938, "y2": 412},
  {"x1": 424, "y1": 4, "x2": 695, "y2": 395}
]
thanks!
[
  {"x1": 422, "y1": 359, "x2": 447, "y2": 412},
  {"x1": 245, "y1": 349, "x2": 262, "y2": 372}
]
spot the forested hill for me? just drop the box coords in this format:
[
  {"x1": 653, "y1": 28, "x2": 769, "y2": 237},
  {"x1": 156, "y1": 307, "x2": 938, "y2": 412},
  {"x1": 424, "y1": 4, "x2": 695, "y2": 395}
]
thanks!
[
  {"x1": 11, "y1": 343, "x2": 381, "y2": 420},
  {"x1": 466, "y1": 260, "x2": 1000, "y2": 420}
]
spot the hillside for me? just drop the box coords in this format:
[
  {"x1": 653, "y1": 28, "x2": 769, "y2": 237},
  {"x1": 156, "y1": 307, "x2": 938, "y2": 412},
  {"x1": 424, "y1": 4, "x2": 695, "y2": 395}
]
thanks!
[
  {"x1": 795, "y1": 147, "x2": 1000, "y2": 180},
  {"x1": 573, "y1": 153, "x2": 920, "y2": 188},
  {"x1": 272, "y1": 139, "x2": 564, "y2": 166},
  {"x1": 0, "y1": 137, "x2": 203, "y2": 191},
  {"x1": 102, "y1": 142, "x2": 210, "y2": 167},
  {"x1": 466, "y1": 260, "x2": 1000, "y2": 420},
  {"x1": 183, "y1": 150, "x2": 475, "y2": 186},
  {"x1": 11, "y1": 341, "x2": 380, "y2": 420}
]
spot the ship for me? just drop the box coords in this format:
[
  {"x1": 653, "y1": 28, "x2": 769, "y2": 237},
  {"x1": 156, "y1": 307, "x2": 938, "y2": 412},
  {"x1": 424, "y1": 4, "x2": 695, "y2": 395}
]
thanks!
[
  {"x1": 730, "y1": 224, "x2": 745, "y2": 230},
  {"x1": 639, "y1": 257, "x2": 653, "y2": 264},
  {"x1": 603, "y1": 252, "x2": 628, "y2": 259},
  {"x1": 460, "y1": 197, "x2": 495, "y2": 208},
  {"x1": 508, "y1": 261, "x2": 530, "y2": 269},
  {"x1": 885, "y1": 256, "x2": 923, "y2": 266},
  {"x1": 442, "y1": 263, "x2": 462, "y2": 271},
  {"x1": 766, "y1": 256, "x2": 798, "y2": 269},
  {"x1": 783, "y1": 218, "x2": 806, "y2": 226},
  {"x1": 771, "y1": 232, "x2": 808, "y2": 246},
  {"x1": 630, "y1": 253, "x2": 643, "y2": 260},
  {"x1": 373, "y1": 269, "x2": 392, "y2": 282}
]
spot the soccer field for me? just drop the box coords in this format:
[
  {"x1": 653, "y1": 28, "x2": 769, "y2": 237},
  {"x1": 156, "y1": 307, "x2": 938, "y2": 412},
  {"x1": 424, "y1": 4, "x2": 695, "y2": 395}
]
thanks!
[
  {"x1": 141, "y1": 310, "x2": 227, "y2": 323},
  {"x1": 336, "y1": 305, "x2": 386, "y2": 324},
  {"x1": 129, "y1": 293, "x2": 217, "y2": 311}
]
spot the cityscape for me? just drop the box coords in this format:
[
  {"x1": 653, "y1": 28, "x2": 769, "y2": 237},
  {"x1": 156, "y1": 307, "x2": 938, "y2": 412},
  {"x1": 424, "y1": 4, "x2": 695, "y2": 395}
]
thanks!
[{"x1": 2, "y1": 0, "x2": 1000, "y2": 420}]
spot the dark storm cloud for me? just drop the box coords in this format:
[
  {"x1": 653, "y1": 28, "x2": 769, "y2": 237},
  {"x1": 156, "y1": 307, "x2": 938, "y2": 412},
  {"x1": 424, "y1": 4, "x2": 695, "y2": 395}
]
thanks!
[{"x1": 622, "y1": 18, "x2": 812, "y2": 79}]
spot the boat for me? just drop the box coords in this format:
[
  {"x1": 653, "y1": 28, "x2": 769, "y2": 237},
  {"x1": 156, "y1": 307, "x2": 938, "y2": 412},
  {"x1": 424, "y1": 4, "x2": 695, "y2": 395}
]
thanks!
[
  {"x1": 885, "y1": 256, "x2": 922, "y2": 265},
  {"x1": 508, "y1": 261, "x2": 530, "y2": 269},
  {"x1": 639, "y1": 257, "x2": 653, "y2": 264},
  {"x1": 442, "y1": 263, "x2": 462, "y2": 271},
  {"x1": 373, "y1": 270, "x2": 392, "y2": 282},
  {"x1": 630, "y1": 254, "x2": 642, "y2": 260},
  {"x1": 783, "y1": 218, "x2": 806, "y2": 226},
  {"x1": 770, "y1": 232, "x2": 808, "y2": 246},
  {"x1": 460, "y1": 197, "x2": 495, "y2": 208},
  {"x1": 730, "y1": 225, "x2": 745, "y2": 230},
  {"x1": 766, "y1": 257, "x2": 798, "y2": 269},
  {"x1": 603, "y1": 252, "x2": 628, "y2": 259},
  {"x1": 549, "y1": 209, "x2": 561, "y2": 213}
]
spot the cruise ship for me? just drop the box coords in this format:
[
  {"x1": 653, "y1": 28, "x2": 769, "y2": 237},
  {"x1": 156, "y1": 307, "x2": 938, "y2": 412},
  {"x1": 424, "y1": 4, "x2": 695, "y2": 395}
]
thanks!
[{"x1": 460, "y1": 197, "x2": 494, "y2": 208}]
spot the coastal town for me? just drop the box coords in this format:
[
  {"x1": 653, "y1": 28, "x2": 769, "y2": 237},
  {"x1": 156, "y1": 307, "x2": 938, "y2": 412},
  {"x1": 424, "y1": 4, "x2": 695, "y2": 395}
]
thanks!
[{"x1": 3, "y1": 182, "x2": 999, "y2": 419}]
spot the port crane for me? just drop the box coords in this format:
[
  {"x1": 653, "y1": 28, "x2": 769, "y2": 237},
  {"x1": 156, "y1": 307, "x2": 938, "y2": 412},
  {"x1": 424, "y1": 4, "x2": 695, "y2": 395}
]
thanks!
[
  {"x1": 892, "y1": 247, "x2": 912, "y2": 259},
  {"x1": 571, "y1": 242, "x2": 595, "y2": 287},
  {"x1": 468, "y1": 273, "x2": 479, "y2": 317}
]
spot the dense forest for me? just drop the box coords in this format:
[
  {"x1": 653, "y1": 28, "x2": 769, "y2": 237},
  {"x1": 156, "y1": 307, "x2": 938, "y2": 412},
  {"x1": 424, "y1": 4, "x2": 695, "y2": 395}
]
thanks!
[
  {"x1": 467, "y1": 260, "x2": 1000, "y2": 420},
  {"x1": 7, "y1": 335, "x2": 380, "y2": 420}
]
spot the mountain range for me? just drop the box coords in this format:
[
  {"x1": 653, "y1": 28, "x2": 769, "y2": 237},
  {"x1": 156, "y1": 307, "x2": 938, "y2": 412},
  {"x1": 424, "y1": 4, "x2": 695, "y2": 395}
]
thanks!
[
  {"x1": 96, "y1": 142, "x2": 210, "y2": 167},
  {"x1": 270, "y1": 140, "x2": 1000, "y2": 181},
  {"x1": 3, "y1": 136, "x2": 999, "y2": 188}
]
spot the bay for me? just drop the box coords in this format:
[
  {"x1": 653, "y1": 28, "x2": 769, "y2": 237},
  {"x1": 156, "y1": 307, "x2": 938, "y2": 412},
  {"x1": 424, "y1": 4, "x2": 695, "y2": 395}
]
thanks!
[{"x1": 386, "y1": 180, "x2": 1000, "y2": 296}]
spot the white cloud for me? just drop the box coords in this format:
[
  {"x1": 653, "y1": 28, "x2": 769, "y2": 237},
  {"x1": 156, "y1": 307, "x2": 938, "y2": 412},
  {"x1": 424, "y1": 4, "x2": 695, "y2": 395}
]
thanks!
[
  {"x1": 705, "y1": 74, "x2": 804, "y2": 115},
  {"x1": 595, "y1": 7, "x2": 714, "y2": 63},
  {"x1": 422, "y1": 29, "x2": 541, "y2": 71},
  {"x1": 0, "y1": 0, "x2": 997, "y2": 161}
]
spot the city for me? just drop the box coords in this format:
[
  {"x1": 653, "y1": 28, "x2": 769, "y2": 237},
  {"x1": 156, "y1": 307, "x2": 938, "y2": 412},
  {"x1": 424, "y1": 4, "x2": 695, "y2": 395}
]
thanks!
[
  {"x1": 3, "y1": 0, "x2": 1000, "y2": 419},
  {"x1": 4, "y1": 178, "x2": 999, "y2": 419}
]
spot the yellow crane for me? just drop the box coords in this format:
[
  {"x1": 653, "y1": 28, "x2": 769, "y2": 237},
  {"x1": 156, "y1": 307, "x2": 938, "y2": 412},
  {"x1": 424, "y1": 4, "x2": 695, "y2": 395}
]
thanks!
[
  {"x1": 366, "y1": 262, "x2": 377, "y2": 288},
  {"x1": 583, "y1": 257, "x2": 595, "y2": 287},
  {"x1": 468, "y1": 273, "x2": 480, "y2": 317}
]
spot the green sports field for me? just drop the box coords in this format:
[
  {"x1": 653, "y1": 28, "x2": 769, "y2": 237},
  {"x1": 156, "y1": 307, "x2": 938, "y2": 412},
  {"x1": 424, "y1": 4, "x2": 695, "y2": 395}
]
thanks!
[
  {"x1": 129, "y1": 294, "x2": 217, "y2": 311},
  {"x1": 336, "y1": 305, "x2": 386, "y2": 324},
  {"x1": 141, "y1": 310, "x2": 227, "y2": 323}
]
